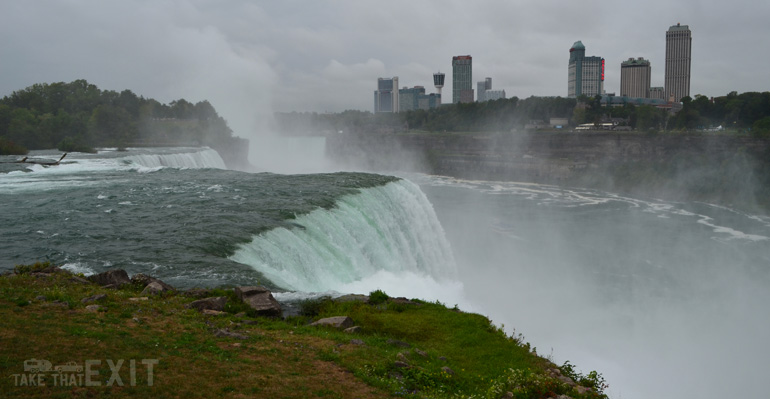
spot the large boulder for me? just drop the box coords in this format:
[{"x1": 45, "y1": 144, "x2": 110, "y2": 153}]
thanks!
[
  {"x1": 185, "y1": 296, "x2": 227, "y2": 312},
  {"x1": 88, "y1": 269, "x2": 130, "y2": 288},
  {"x1": 235, "y1": 286, "x2": 282, "y2": 318},
  {"x1": 141, "y1": 281, "x2": 173, "y2": 296},
  {"x1": 310, "y1": 316, "x2": 354, "y2": 329},
  {"x1": 131, "y1": 273, "x2": 175, "y2": 292}
]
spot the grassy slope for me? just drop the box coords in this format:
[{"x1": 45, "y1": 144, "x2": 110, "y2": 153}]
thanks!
[{"x1": 0, "y1": 270, "x2": 607, "y2": 399}]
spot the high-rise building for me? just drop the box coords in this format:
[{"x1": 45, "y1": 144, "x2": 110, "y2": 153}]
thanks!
[
  {"x1": 620, "y1": 57, "x2": 651, "y2": 98},
  {"x1": 374, "y1": 77, "x2": 399, "y2": 113},
  {"x1": 452, "y1": 55, "x2": 473, "y2": 103},
  {"x1": 568, "y1": 41, "x2": 604, "y2": 98},
  {"x1": 664, "y1": 23, "x2": 692, "y2": 102},
  {"x1": 476, "y1": 82, "x2": 486, "y2": 102}
]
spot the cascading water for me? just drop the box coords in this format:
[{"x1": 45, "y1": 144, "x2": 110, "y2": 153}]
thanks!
[
  {"x1": 125, "y1": 148, "x2": 226, "y2": 169},
  {"x1": 229, "y1": 179, "x2": 458, "y2": 293}
]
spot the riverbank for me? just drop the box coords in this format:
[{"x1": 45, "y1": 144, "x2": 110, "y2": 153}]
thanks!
[
  {"x1": 326, "y1": 131, "x2": 770, "y2": 213},
  {"x1": 1, "y1": 264, "x2": 608, "y2": 399}
]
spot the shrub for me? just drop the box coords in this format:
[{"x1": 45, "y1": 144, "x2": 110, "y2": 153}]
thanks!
[
  {"x1": 13, "y1": 261, "x2": 53, "y2": 275},
  {"x1": 368, "y1": 289, "x2": 389, "y2": 305}
]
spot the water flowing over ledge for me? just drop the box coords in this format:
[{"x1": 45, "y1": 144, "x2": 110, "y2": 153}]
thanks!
[
  {"x1": 229, "y1": 179, "x2": 458, "y2": 293},
  {"x1": 125, "y1": 148, "x2": 226, "y2": 169}
]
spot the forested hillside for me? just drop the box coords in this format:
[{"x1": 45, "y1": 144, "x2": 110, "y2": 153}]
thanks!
[{"x1": 0, "y1": 80, "x2": 243, "y2": 155}]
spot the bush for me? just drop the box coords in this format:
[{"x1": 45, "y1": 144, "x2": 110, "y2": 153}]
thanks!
[
  {"x1": 368, "y1": 289, "x2": 389, "y2": 305},
  {"x1": 13, "y1": 261, "x2": 53, "y2": 275}
]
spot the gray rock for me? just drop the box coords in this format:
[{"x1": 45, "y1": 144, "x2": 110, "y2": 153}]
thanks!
[
  {"x1": 88, "y1": 269, "x2": 130, "y2": 288},
  {"x1": 235, "y1": 286, "x2": 282, "y2": 318},
  {"x1": 185, "y1": 296, "x2": 227, "y2": 312},
  {"x1": 438, "y1": 356, "x2": 448, "y2": 362},
  {"x1": 131, "y1": 273, "x2": 175, "y2": 291},
  {"x1": 69, "y1": 276, "x2": 90, "y2": 284},
  {"x1": 393, "y1": 361, "x2": 409, "y2": 368},
  {"x1": 415, "y1": 349, "x2": 428, "y2": 357},
  {"x1": 242, "y1": 320, "x2": 259, "y2": 326},
  {"x1": 390, "y1": 297, "x2": 418, "y2": 305},
  {"x1": 81, "y1": 294, "x2": 107, "y2": 304},
  {"x1": 441, "y1": 366, "x2": 455, "y2": 375},
  {"x1": 396, "y1": 352, "x2": 409, "y2": 362},
  {"x1": 85, "y1": 305, "x2": 100, "y2": 312},
  {"x1": 141, "y1": 281, "x2": 171, "y2": 296},
  {"x1": 343, "y1": 326, "x2": 362, "y2": 333},
  {"x1": 310, "y1": 316, "x2": 354, "y2": 329},
  {"x1": 557, "y1": 375, "x2": 576, "y2": 386},
  {"x1": 350, "y1": 339, "x2": 365, "y2": 345},
  {"x1": 213, "y1": 329, "x2": 248, "y2": 340},
  {"x1": 35, "y1": 295, "x2": 46, "y2": 301}
]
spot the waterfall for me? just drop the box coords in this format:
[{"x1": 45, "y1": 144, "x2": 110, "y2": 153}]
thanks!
[{"x1": 229, "y1": 179, "x2": 457, "y2": 292}]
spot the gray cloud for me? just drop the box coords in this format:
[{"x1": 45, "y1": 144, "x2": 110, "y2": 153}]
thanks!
[{"x1": 1, "y1": 0, "x2": 768, "y2": 137}]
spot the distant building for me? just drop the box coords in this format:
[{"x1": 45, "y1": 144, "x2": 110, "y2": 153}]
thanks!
[
  {"x1": 417, "y1": 93, "x2": 442, "y2": 110},
  {"x1": 374, "y1": 77, "x2": 399, "y2": 113},
  {"x1": 476, "y1": 77, "x2": 505, "y2": 102},
  {"x1": 477, "y1": 81, "x2": 487, "y2": 102},
  {"x1": 476, "y1": 78, "x2": 491, "y2": 102},
  {"x1": 649, "y1": 86, "x2": 665, "y2": 100},
  {"x1": 568, "y1": 41, "x2": 604, "y2": 98},
  {"x1": 399, "y1": 86, "x2": 442, "y2": 112},
  {"x1": 484, "y1": 90, "x2": 506, "y2": 101},
  {"x1": 399, "y1": 86, "x2": 425, "y2": 112},
  {"x1": 664, "y1": 23, "x2": 692, "y2": 102},
  {"x1": 620, "y1": 57, "x2": 651, "y2": 98},
  {"x1": 452, "y1": 55, "x2": 474, "y2": 103}
]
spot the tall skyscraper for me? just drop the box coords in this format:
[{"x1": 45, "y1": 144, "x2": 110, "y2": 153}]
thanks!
[
  {"x1": 620, "y1": 57, "x2": 651, "y2": 98},
  {"x1": 452, "y1": 55, "x2": 473, "y2": 104},
  {"x1": 568, "y1": 41, "x2": 604, "y2": 98},
  {"x1": 664, "y1": 23, "x2": 692, "y2": 102},
  {"x1": 374, "y1": 77, "x2": 399, "y2": 113}
]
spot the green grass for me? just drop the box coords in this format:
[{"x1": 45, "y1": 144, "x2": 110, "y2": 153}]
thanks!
[{"x1": 0, "y1": 267, "x2": 608, "y2": 399}]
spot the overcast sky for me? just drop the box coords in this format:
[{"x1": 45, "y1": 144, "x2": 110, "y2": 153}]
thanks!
[{"x1": 1, "y1": 0, "x2": 768, "y2": 137}]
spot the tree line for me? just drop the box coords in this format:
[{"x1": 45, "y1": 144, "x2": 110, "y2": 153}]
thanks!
[
  {"x1": 0, "y1": 80, "x2": 237, "y2": 155},
  {"x1": 274, "y1": 91, "x2": 770, "y2": 136}
]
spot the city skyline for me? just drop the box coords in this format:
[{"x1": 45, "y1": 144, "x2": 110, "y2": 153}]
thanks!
[{"x1": 1, "y1": 1, "x2": 768, "y2": 138}]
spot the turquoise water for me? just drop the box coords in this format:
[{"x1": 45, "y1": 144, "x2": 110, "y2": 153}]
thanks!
[{"x1": 0, "y1": 148, "x2": 428, "y2": 289}]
